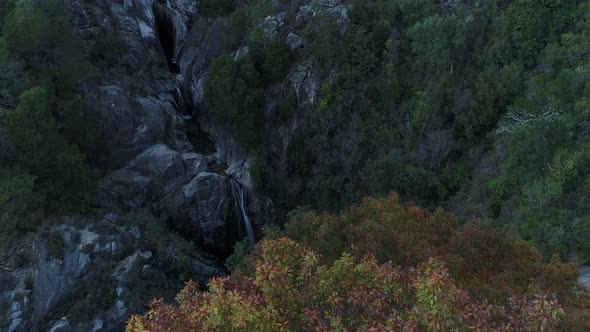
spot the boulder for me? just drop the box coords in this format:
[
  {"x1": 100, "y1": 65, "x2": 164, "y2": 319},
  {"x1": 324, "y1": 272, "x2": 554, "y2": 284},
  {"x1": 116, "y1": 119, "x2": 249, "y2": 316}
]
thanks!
[
  {"x1": 164, "y1": 173, "x2": 230, "y2": 252},
  {"x1": 288, "y1": 61, "x2": 320, "y2": 108},
  {"x1": 100, "y1": 144, "x2": 188, "y2": 209},
  {"x1": 287, "y1": 33, "x2": 303, "y2": 51},
  {"x1": 182, "y1": 152, "x2": 208, "y2": 178},
  {"x1": 262, "y1": 16, "x2": 279, "y2": 39},
  {"x1": 84, "y1": 86, "x2": 190, "y2": 170}
]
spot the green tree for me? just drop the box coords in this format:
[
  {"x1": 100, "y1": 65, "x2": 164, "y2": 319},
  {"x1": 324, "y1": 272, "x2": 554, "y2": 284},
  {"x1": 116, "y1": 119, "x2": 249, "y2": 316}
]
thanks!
[
  {"x1": 205, "y1": 56, "x2": 264, "y2": 148},
  {"x1": 340, "y1": 25, "x2": 378, "y2": 92},
  {"x1": 505, "y1": 0, "x2": 576, "y2": 67},
  {"x1": 2, "y1": 1, "x2": 53, "y2": 54},
  {"x1": 409, "y1": 14, "x2": 466, "y2": 74},
  {"x1": 398, "y1": 0, "x2": 436, "y2": 26},
  {"x1": 2, "y1": 0, "x2": 95, "y2": 97},
  {"x1": 455, "y1": 63, "x2": 524, "y2": 138},
  {"x1": 262, "y1": 39, "x2": 290, "y2": 82},
  {"x1": 5, "y1": 88, "x2": 98, "y2": 211},
  {"x1": 0, "y1": 169, "x2": 44, "y2": 234},
  {"x1": 304, "y1": 13, "x2": 344, "y2": 75}
]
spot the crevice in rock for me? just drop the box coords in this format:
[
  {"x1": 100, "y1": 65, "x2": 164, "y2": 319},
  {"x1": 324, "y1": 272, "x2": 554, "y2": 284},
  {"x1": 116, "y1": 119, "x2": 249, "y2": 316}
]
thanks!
[
  {"x1": 185, "y1": 119, "x2": 216, "y2": 155},
  {"x1": 154, "y1": 6, "x2": 180, "y2": 74},
  {"x1": 173, "y1": 86, "x2": 216, "y2": 154}
]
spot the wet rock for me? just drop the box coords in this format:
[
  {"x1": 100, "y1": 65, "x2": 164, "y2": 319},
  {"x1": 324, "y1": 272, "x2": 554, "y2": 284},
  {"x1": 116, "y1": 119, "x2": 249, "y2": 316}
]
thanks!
[
  {"x1": 48, "y1": 317, "x2": 70, "y2": 332},
  {"x1": 8, "y1": 318, "x2": 23, "y2": 332},
  {"x1": 234, "y1": 46, "x2": 249, "y2": 61},
  {"x1": 182, "y1": 152, "x2": 208, "y2": 178},
  {"x1": 91, "y1": 320, "x2": 104, "y2": 332},
  {"x1": 164, "y1": 173, "x2": 230, "y2": 252}
]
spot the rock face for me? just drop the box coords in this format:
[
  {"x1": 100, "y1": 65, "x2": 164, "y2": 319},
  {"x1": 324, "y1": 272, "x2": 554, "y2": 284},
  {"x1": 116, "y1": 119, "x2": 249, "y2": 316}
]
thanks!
[
  {"x1": 83, "y1": 87, "x2": 191, "y2": 171},
  {"x1": 100, "y1": 145, "x2": 235, "y2": 254},
  {"x1": 0, "y1": 214, "x2": 225, "y2": 332},
  {"x1": 100, "y1": 144, "x2": 188, "y2": 210},
  {"x1": 164, "y1": 173, "x2": 230, "y2": 253},
  {"x1": 69, "y1": 0, "x2": 192, "y2": 171}
]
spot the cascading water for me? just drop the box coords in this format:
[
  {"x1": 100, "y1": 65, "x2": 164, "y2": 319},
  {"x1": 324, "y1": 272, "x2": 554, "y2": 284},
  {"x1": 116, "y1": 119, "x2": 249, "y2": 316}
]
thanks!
[
  {"x1": 230, "y1": 179, "x2": 256, "y2": 246},
  {"x1": 175, "y1": 87, "x2": 193, "y2": 120}
]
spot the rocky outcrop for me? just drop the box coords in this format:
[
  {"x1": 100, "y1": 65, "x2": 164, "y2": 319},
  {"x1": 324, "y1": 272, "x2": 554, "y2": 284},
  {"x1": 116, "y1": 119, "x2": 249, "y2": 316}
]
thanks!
[
  {"x1": 84, "y1": 88, "x2": 191, "y2": 170},
  {"x1": 288, "y1": 61, "x2": 320, "y2": 108},
  {"x1": 68, "y1": 0, "x2": 276, "y2": 225},
  {"x1": 100, "y1": 144, "x2": 189, "y2": 210},
  {"x1": 164, "y1": 173, "x2": 230, "y2": 253},
  {"x1": 0, "y1": 213, "x2": 224, "y2": 332},
  {"x1": 68, "y1": 0, "x2": 194, "y2": 170},
  {"x1": 100, "y1": 144, "x2": 243, "y2": 255}
]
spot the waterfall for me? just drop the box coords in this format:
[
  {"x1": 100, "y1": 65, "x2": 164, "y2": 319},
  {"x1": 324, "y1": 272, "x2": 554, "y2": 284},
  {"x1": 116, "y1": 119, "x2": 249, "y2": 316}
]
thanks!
[
  {"x1": 230, "y1": 179, "x2": 256, "y2": 246},
  {"x1": 175, "y1": 87, "x2": 193, "y2": 121}
]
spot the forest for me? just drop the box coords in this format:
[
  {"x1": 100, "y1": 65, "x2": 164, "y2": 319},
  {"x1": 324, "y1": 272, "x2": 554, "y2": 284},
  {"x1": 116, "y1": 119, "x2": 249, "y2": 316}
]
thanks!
[{"x1": 1, "y1": 0, "x2": 590, "y2": 330}]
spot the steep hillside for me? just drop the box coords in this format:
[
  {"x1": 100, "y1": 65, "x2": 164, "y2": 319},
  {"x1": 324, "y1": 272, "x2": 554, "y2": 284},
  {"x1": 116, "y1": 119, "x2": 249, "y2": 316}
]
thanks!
[{"x1": 1, "y1": 0, "x2": 590, "y2": 330}]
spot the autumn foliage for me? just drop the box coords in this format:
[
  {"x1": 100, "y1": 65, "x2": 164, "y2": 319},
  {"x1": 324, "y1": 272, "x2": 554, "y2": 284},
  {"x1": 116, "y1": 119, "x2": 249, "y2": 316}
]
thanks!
[{"x1": 128, "y1": 194, "x2": 590, "y2": 331}]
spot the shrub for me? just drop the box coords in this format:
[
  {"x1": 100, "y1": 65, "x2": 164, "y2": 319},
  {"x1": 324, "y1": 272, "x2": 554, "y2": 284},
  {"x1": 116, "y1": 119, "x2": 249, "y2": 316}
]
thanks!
[
  {"x1": 128, "y1": 238, "x2": 566, "y2": 331},
  {"x1": 0, "y1": 169, "x2": 44, "y2": 233},
  {"x1": 262, "y1": 39, "x2": 291, "y2": 82},
  {"x1": 225, "y1": 238, "x2": 254, "y2": 272}
]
